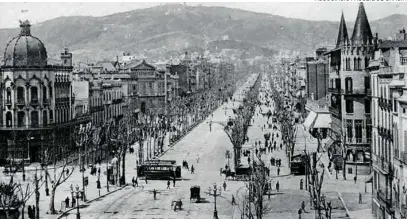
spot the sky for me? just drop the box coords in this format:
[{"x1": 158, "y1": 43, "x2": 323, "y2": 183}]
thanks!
[{"x1": 0, "y1": 1, "x2": 406, "y2": 29}]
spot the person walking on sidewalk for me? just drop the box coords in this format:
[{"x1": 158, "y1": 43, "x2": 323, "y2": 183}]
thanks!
[
  {"x1": 167, "y1": 180, "x2": 171, "y2": 189},
  {"x1": 135, "y1": 177, "x2": 138, "y2": 187},
  {"x1": 301, "y1": 201, "x2": 306, "y2": 213},
  {"x1": 354, "y1": 175, "x2": 357, "y2": 184},
  {"x1": 191, "y1": 165, "x2": 195, "y2": 174},
  {"x1": 132, "y1": 177, "x2": 135, "y2": 187},
  {"x1": 276, "y1": 181, "x2": 280, "y2": 192},
  {"x1": 359, "y1": 193, "x2": 363, "y2": 204},
  {"x1": 153, "y1": 189, "x2": 157, "y2": 200},
  {"x1": 65, "y1": 197, "x2": 70, "y2": 209},
  {"x1": 223, "y1": 181, "x2": 227, "y2": 191},
  {"x1": 173, "y1": 178, "x2": 176, "y2": 187},
  {"x1": 232, "y1": 195, "x2": 236, "y2": 205}
]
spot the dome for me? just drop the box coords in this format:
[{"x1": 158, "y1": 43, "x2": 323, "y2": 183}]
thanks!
[{"x1": 3, "y1": 20, "x2": 47, "y2": 67}]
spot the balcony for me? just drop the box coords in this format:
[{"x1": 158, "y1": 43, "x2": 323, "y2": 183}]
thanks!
[
  {"x1": 341, "y1": 88, "x2": 368, "y2": 96},
  {"x1": 5, "y1": 99, "x2": 12, "y2": 106},
  {"x1": 30, "y1": 99, "x2": 39, "y2": 106},
  {"x1": 377, "y1": 190, "x2": 392, "y2": 206},
  {"x1": 328, "y1": 87, "x2": 341, "y2": 93},
  {"x1": 43, "y1": 99, "x2": 50, "y2": 106},
  {"x1": 16, "y1": 99, "x2": 25, "y2": 106}
]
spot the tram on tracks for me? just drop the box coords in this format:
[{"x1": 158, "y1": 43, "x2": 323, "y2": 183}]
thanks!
[{"x1": 137, "y1": 159, "x2": 182, "y2": 180}]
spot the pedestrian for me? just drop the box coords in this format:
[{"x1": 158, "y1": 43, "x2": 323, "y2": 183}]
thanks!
[
  {"x1": 277, "y1": 167, "x2": 280, "y2": 176},
  {"x1": 65, "y1": 196, "x2": 70, "y2": 208},
  {"x1": 153, "y1": 189, "x2": 157, "y2": 200},
  {"x1": 167, "y1": 180, "x2": 171, "y2": 189},
  {"x1": 31, "y1": 206, "x2": 35, "y2": 219},
  {"x1": 302, "y1": 201, "x2": 306, "y2": 212},
  {"x1": 223, "y1": 181, "x2": 227, "y2": 191},
  {"x1": 359, "y1": 193, "x2": 362, "y2": 204},
  {"x1": 132, "y1": 177, "x2": 135, "y2": 187},
  {"x1": 145, "y1": 177, "x2": 148, "y2": 184},
  {"x1": 354, "y1": 175, "x2": 357, "y2": 184},
  {"x1": 276, "y1": 181, "x2": 280, "y2": 192},
  {"x1": 72, "y1": 196, "x2": 76, "y2": 207},
  {"x1": 173, "y1": 178, "x2": 176, "y2": 187},
  {"x1": 135, "y1": 177, "x2": 138, "y2": 187},
  {"x1": 197, "y1": 155, "x2": 200, "y2": 163},
  {"x1": 232, "y1": 195, "x2": 236, "y2": 205},
  {"x1": 191, "y1": 165, "x2": 195, "y2": 174},
  {"x1": 28, "y1": 205, "x2": 32, "y2": 218},
  {"x1": 298, "y1": 208, "x2": 302, "y2": 219}
]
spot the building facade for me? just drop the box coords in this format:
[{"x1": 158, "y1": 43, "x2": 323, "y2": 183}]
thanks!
[
  {"x1": 370, "y1": 29, "x2": 407, "y2": 219},
  {"x1": 326, "y1": 3, "x2": 374, "y2": 175},
  {"x1": 0, "y1": 21, "x2": 89, "y2": 164}
]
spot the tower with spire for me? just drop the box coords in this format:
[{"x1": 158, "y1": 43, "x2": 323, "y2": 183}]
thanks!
[{"x1": 326, "y1": 2, "x2": 374, "y2": 177}]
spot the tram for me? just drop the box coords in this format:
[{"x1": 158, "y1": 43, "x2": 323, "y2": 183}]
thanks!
[{"x1": 137, "y1": 159, "x2": 182, "y2": 180}]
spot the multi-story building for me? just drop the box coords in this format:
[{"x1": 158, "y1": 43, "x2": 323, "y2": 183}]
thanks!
[
  {"x1": 72, "y1": 81, "x2": 89, "y2": 118},
  {"x1": 369, "y1": 28, "x2": 407, "y2": 219},
  {"x1": 130, "y1": 60, "x2": 167, "y2": 115},
  {"x1": 326, "y1": 3, "x2": 373, "y2": 175},
  {"x1": 306, "y1": 49, "x2": 329, "y2": 101},
  {"x1": 0, "y1": 20, "x2": 89, "y2": 164}
]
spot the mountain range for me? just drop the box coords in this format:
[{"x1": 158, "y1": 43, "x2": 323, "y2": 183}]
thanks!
[{"x1": 0, "y1": 4, "x2": 406, "y2": 63}]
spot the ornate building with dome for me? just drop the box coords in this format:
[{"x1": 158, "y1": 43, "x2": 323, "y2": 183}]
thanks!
[{"x1": 0, "y1": 20, "x2": 89, "y2": 164}]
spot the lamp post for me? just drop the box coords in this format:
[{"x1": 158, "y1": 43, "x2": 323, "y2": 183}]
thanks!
[
  {"x1": 75, "y1": 185, "x2": 81, "y2": 219},
  {"x1": 211, "y1": 183, "x2": 222, "y2": 219}
]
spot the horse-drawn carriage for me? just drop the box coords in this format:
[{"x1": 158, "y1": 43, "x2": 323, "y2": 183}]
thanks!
[{"x1": 171, "y1": 199, "x2": 183, "y2": 211}]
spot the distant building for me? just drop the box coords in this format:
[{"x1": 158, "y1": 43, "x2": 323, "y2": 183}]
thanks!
[{"x1": 306, "y1": 56, "x2": 329, "y2": 101}]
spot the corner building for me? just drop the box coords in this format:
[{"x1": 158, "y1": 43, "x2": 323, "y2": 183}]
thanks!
[{"x1": 0, "y1": 21, "x2": 89, "y2": 164}]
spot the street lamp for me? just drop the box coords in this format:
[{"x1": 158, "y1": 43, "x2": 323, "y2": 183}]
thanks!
[
  {"x1": 211, "y1": 183, "x2": 222, "y2": 219},
  {"x1": 70, "y1": 185, "x2": 81, "y2": 219}
]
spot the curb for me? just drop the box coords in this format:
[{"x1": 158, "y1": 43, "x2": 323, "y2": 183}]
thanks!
[
  {"x1": 56, "y1": 184, "x2": 129, "y2": 218},
  {"x1": 337, "y1": 192, "x2": 351, "y2": 218}
]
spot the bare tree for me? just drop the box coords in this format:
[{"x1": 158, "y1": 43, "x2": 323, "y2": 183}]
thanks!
[{"x1": 40, "y1": 129, "x2": 78, "y2": 214}]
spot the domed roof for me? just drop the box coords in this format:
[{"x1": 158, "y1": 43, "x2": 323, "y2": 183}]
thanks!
[{"x1": 3, "y1": 20, "x2": 47, "y2": 68}]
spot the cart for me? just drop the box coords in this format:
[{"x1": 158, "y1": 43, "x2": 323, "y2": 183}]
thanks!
[{"x1": 190, "y1": 186, "x2": 201, "y2": 203}]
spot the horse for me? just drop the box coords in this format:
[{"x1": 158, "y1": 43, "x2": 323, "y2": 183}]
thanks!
[{"x1": 171, "y1": 200, "x2": 183, "y2": 211}]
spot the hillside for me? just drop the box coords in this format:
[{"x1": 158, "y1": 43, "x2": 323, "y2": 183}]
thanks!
[{"x1": 0, "y1": 4, "x2": 406, "y2": 62}]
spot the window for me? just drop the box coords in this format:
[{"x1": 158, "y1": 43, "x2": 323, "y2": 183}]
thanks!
[
  {"x1": 345, "y1": 77, "x2": 353, "y2": 93},
  {"x1": 355, "y1": 120, "x2": 363, "y2": 143},
  {"x1": 31, "y1": 111, "x2": 39, "y2": 128},
  {"x1": 43, "y1": 87, "x2": 47, "y2": 101},
  {"x1": 50, "y1": 110, "x2": 53, "y2": 121},
  {"x1": 346, "y1": 99, "x2": 354, "y2": 113},
  {"x1": 31, "y1": 87, "x2": 38, "y2": 102},
  {"x1": 366, "y1": 122, "x2": 372, "y2": 142},
  {"x1": 335, "y1": 78, "x2": 341, "y2": 89},
  {"x1": 17, "y1": 111, "x2": 25, "y2": 127},
  {"x1": 6, "y1": 88, "x2": 11, "y2": 102},
  {"x1": 354, "y1": 57, "x2": 357, "y2": 70},
  {"x1": 6, "y1": 112, "x2": 12, "y2": 127},
  {"x1": 49, "y1": 86, "x2": 52, "y2": 98},
  {"x1": 346, "y1": 119, "x2": 353, "y2": 141},
  {"x1": 365, "y1": 57, "x2": 370, "y2": 69},
  {"x1": 365, "y1": 99, "x2": 371, "y2": 113},
  {"x1": 357, "y1": 58, "x2": 362, "y2": 70},
  {"x1": 43, "y1": 110, "x2": 47, "y2": 126}
]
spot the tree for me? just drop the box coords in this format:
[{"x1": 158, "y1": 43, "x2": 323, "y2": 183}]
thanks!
[
  {"x1": 302, "y1": 150, "x2": 331, "y2": 219},
  {"x1": 117, "y1": 113, "x2": 133, "y2": 185},
  {"x1": 41, "y1": 128, "x2": 78, "y2": 214}
]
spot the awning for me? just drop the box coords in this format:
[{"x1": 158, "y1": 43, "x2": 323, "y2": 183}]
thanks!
[
  {"x1": 303, "y1": 111, "x2": 317, "y2": 131},
  {"x1": 313, "y1": 113, "x2": 331, "y2": 129}
]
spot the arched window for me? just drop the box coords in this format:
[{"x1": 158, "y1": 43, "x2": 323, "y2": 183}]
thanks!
[
  {"x1": 17, "y1": 87, "x2": 25, "y2": 103},
  {"x1": 31, "y1": 87, "x2": 38, "y2": 103},
  {"x1": 357, "y1": 58, "x2": 362, "y2": 70},
  {"x1": 6, "y1": 88, "x2": 11, "y2": 102},
  {"x1": 49, "y1": 86, "x2": 53, "y2": 98},
  {"x1": 31, "y1": 111, "x2": 39, "y2": 128},
  {"x1": 353, "y1": 57, "x2": 357, "y2": 70},
  {"x1": 43, "y1": 86, "x2": 47, "y2": 101},
  {"x1": 17, "y1": 111, "x2": 25, "y2": 127},
  {"x1": 49, "y1": 110, "x2": 54, "y2": 122},
  {"x1": 6, "y1": 112, "x2": 12, "y2": 127},
  {"x1": 43, "y1": 110, "x2": 47, "y2": 126},
  {"x1": 365, "y1": 57, "x2": 370, "y2": 69}
]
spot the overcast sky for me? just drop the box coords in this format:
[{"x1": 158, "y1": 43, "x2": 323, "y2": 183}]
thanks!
[{"x1": 0, "y1": 2, "x2": 406, "y2": 29}]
